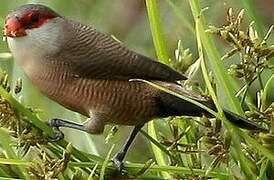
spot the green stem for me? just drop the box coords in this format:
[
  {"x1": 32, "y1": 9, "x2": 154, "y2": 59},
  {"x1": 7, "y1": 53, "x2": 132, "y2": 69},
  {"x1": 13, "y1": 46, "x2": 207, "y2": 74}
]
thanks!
[
  {"x1": 187, "y1": 0, "x2": 244, "y2": 115},
  {"x1": 70, "y1": 162, "x2": 232, "y2": 179},
  {"x1": 240, "y1": 86, "x2": 249, "y2": 106},
  {"x1": 257, "y1": 70, "x2": 264, "y2": 90},
  {"x1": 188, "y1": 0, "x2": 258, "y2": 179},
  {"x1": 145, "y1": 0, "x2": 169, "y2": 64},
  {"x1": 145, "y1": 0, "x2": 171, "y2": 178}
]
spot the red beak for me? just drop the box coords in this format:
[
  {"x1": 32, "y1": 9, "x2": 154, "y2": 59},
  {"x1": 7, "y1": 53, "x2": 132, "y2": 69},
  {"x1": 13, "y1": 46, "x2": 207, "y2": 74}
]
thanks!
[{"x1": 4, "y1": 18, "x2": 26, "y2": 37}]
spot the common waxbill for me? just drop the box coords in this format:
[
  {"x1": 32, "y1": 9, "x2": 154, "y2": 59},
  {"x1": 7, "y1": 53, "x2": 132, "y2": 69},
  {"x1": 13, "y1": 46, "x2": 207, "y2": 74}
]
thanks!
[{"x1": 3, "y1": 4, "x2": 265, "y2": 170}]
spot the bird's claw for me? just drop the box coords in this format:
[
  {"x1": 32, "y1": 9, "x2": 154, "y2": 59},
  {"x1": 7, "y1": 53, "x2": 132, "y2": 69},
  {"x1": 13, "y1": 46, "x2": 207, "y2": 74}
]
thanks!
[
  {"x1": 46, "y1": 119, "x2": 65, "y2": 142},
  {"x1": 47, "y1": 128, "x2": 64, "y2": 142}
]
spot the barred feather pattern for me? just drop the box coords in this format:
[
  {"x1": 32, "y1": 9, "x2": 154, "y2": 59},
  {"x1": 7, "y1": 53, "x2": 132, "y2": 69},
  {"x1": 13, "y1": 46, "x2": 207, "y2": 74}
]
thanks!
[{"x1": 6, "y1": 4, "x2": 265, "y2": 131}]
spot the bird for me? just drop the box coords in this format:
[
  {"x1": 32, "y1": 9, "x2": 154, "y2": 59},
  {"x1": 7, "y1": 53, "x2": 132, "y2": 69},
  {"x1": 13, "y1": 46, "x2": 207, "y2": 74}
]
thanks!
[{"x1": 3, "y1": 4, "x2": 265, "y2": 171}]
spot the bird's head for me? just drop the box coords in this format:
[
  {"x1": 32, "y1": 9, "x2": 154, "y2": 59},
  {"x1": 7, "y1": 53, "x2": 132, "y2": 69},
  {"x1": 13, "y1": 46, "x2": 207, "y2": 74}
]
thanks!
[
  {"x1": 4, "y1": 4, "x2": 59, "y2": 38},
  {"x1": 3, "y1": 4, "x2": 69, "y2": 67}
]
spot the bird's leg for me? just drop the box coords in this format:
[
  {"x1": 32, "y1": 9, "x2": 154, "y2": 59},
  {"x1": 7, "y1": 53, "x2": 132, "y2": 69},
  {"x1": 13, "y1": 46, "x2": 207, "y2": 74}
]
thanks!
[
  {"x1": 47, "y1": 112, "x2": 106, "y2": 141},
  {"x1": 47, "y1": 118, "x2": 86, "y2": 141},
  {"x1": 112, "y1": 124, "x2": 144, "y2": 171}
]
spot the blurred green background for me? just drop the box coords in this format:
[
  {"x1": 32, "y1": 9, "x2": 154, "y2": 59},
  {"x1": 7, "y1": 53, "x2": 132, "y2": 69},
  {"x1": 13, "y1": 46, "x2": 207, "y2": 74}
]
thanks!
[{"x1": 0, "y1": 0, "x2": 273, "y2": 164}]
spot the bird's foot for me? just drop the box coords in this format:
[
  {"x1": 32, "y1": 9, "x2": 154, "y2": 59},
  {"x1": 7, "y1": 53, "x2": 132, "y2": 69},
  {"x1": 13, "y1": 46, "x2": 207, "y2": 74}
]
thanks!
[
  {"x1": 46, "y1": 119, "x2": 65, "y2": 142},
  {"x1": 112, "y1": 151, "x2": 126, "y2": 172}
]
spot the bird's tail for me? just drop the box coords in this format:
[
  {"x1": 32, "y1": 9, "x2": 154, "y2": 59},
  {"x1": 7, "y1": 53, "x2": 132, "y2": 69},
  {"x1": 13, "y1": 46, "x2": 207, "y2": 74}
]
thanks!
[
  {"x1": 223, "y1": 110, "x2": 267, "y2": 132},
  {"x1": 155, "y1": 81, "x2": 266, "y2": 132}
]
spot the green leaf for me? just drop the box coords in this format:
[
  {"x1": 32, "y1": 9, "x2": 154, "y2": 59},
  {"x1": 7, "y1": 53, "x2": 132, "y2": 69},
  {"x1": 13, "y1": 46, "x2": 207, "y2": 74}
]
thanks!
[
  {"x1": 262, "y1": 74, "x2": 274, "y2": 110},
  {"x1": 0, "y1": 158, "x2": 31, "y2": 166},
  {"x1": 0, "y1": 129, "x2": 29, "y2": 179}
]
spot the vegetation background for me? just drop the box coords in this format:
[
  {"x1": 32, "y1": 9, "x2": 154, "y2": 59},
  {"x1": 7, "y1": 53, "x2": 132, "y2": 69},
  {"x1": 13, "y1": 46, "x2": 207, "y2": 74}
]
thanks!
[{"x1": 0, "y1": 0, "x2": 273, "y2": 179}]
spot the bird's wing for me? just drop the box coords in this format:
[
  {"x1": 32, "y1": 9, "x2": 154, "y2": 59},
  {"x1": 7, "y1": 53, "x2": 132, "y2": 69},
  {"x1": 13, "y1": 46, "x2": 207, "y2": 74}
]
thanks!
[{"x1": 60, "y1": 20, "x2": 187, "y2": 82}]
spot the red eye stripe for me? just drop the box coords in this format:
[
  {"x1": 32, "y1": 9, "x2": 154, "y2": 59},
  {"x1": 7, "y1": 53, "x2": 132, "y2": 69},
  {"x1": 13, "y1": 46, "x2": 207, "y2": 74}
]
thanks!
[{"x1": 20, "y1": 10, "x2": 56, "y2": 29}]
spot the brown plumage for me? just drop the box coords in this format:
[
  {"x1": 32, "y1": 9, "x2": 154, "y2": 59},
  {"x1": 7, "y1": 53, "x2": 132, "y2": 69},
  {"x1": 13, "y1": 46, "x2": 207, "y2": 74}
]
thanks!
[{"x1": 4, "y1": 4, "x2": 265, "y2": 170}]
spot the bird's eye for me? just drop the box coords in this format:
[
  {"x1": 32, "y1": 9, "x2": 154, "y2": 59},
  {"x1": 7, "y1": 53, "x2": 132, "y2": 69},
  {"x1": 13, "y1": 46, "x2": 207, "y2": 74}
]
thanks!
[{"x1": 29, "y1": 13, "x2": 40, "y2": 24}]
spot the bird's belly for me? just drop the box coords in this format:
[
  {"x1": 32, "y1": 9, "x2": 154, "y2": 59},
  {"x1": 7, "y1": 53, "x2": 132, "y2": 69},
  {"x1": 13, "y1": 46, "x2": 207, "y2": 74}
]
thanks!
[
  {"x1": 86, "y1": 80, "x2": 160, "y2": 125},
  {"x1": 31, "y1": 74, "x2": 160, "y2": 126},
  {"x1": 80, "y1": 80, "x2": 160, "y2": 125}
]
